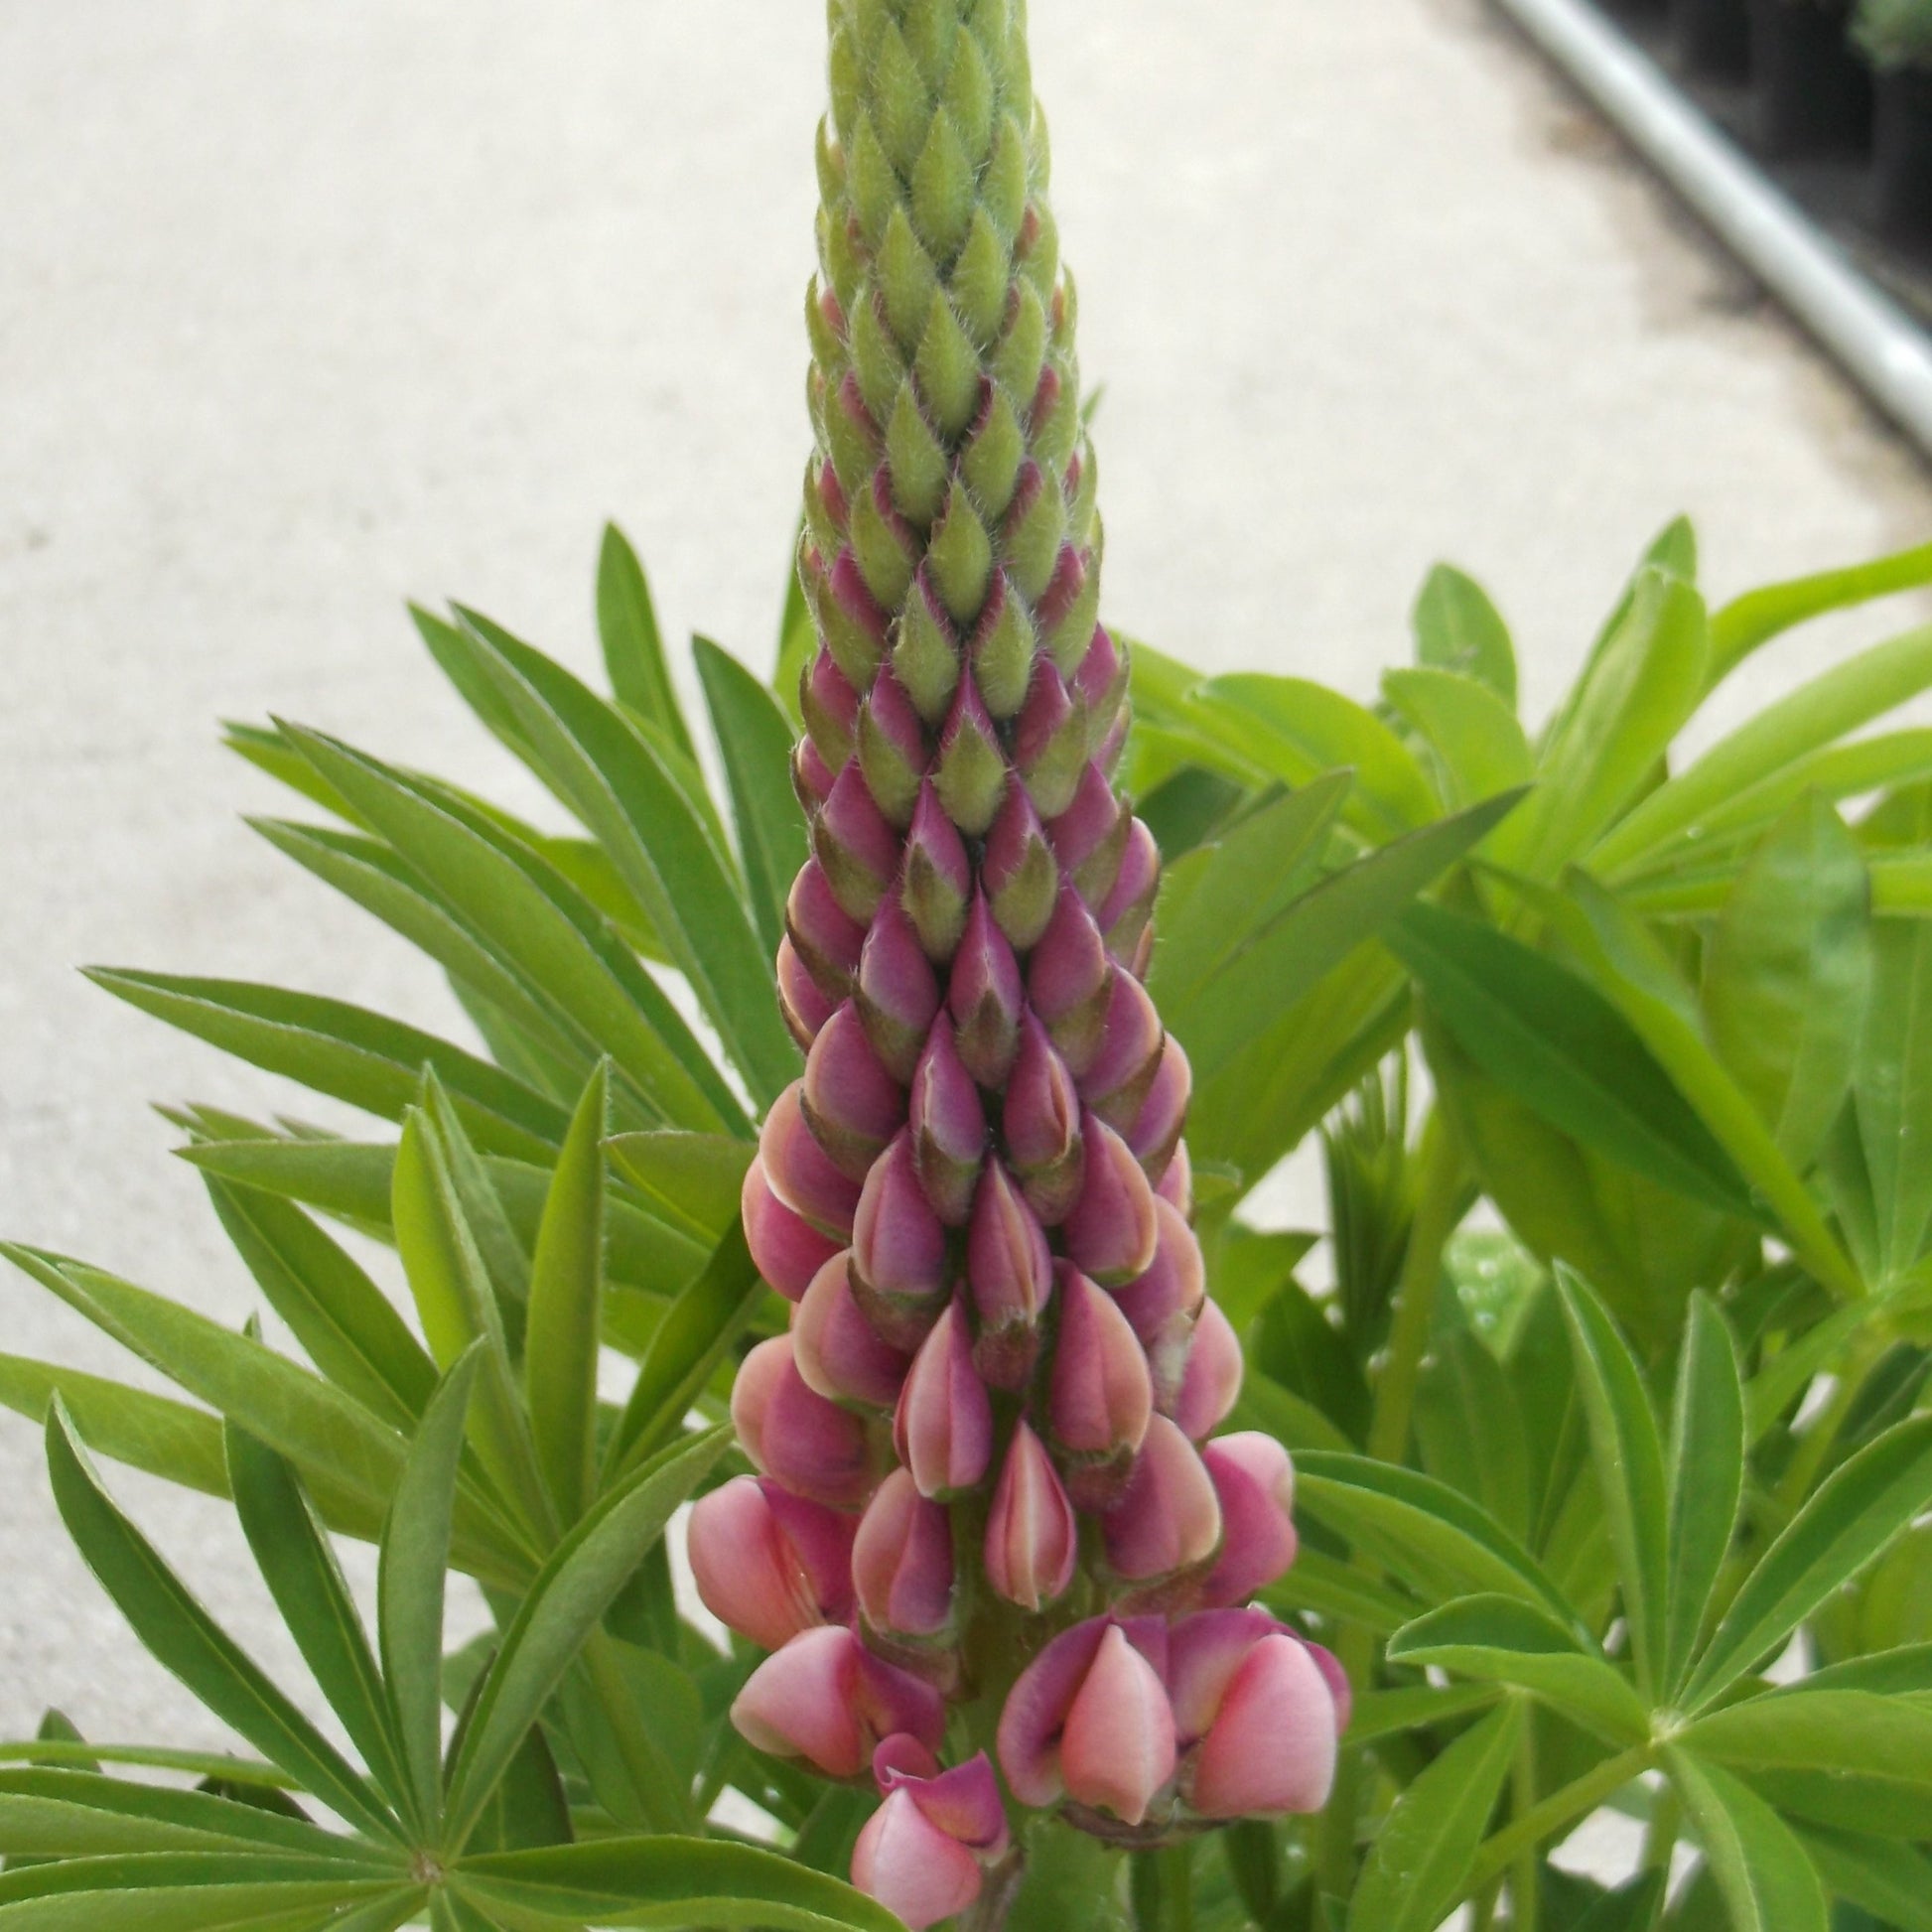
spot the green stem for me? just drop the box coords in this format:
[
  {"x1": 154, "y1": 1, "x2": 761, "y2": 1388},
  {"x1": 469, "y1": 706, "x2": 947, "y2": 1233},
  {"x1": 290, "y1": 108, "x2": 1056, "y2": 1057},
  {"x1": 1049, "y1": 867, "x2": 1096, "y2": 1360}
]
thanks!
[
  {"x1": 1511, "y1": 1726, "x2": 1540, "y2": 1932},
  {"x1": 1129, "y1": 1844, "x2": 1194, "y2": 1932},
  {"x1": 1639, "y1": 1784, "x2": 1681, "y2": 1875},
  {"x1": 1367, "y1": 1111, "x2": 1464, "y2": 1466},
  {"x1": 1464, "y1": 1745, "x2": 1654, "y2": 1898}
]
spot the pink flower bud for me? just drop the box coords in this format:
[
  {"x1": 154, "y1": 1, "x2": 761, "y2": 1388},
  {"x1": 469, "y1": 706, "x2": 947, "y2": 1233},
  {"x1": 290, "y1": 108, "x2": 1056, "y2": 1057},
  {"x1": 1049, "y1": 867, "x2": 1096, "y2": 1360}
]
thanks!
[
  {"x1": 830, "y1": 546, "x2": 893, "y2": 670},
  {"x1": 1167, "y1": 1614, "x2": 1339, "y2": 1818},
  {"x1": 966, "y1": 1162, "x2": 1053, "y2": 1391},
  {"x1": 793, "y1": 739, "x2": 837, "y2": 813},
  {"x1": 742, "y1": 1157, "x2": 842, "y2": 1303},
  {"x1": 687, "y1": 1475, "x2": 857, "y2": 1652},
  {"x1": 1063, "y1": 1114, "x2": 1161, "y2": 1287},
  {"x1": 731, "y1": 1334, "x2": 881, "y2": 1508},
  {"x1": 794, "y1": 1254, "x2": 914, "y2": 1412},
  {"x1": 908, "y1": 1021, "x2": 986, "y2": 1226},
  {"x1": 853, "y1": 1467, "x2": 956, "y2": 1640},
  {"x1": 849, "y1": 1132, "x2": 950, "y2": 1351},
  {"x1": 853, "y1": 1750, "x2": 1010, "y2": 1931},
  {"x1": 732, "y1": 1624, "x2": 944, "y2": 1779},
  {"x1": 759, "y1": 1083, "x2": 864, "y2": 1239},
  {"x1": 1170, "y1": 1299, "x2": 1244, "y2": 1441},
  {"x1": 893, "y1": 568, "x2": 963, "y2": 727},
  {"x1": 856, "y1": 897, "x2": 942, "y2": 1084},
  {"x1": 1028, "y1": 885, "x2": 1115, "y2": 1078},
  {"x1": 1128, "y1": 1037, "x2": 1192, "y2": 1185},
  {"x1": 934, "y1": 674, "x2": 1008, "y2": 839},
  {"x1": 801, "y1": 645, "x2": 862, "y2": 773},
  {"x1": 1049, "y1": 762, "x2": 1133, "y2": 908},
  {"x1": 984, "y1": 1422, "x2": 1077, "y2": 1610},
  {"x1": 1071, "y1": 628, "x2": 1129, "y2": 747},
  {"x1": 1114, "y1": 1199, "x2": 1208, "y2": 1408},
  {"x1": 997, "y1": 1618, "x2": 1176, "y2": 1826},
  {"x1": 1003, "y1": 1014, "x2": 1085, "y2": 1225},
  {"x1": 1080, "y1": 972, "x2": 1166, "y2": 1132},
  {"x1": 983, "y1": 784, "x2": 1058, "y2": 952},
  {"x1": 1156, "y1": 1140, "x2": 1192, "y2": 1219},
  {"x1": 1102, "y1": 1415, "x2": 1223, "y2": 1585},
  {"x1": 857, "y1": 667, "x2": 928, "y2": 829},
  {"x1": 788, "y1": 859, "x2": 869, "y2": 999},
  {"x1": 801, "y1": 1002, "x2": 907, "y2": 1181},
  {"x1": 900, "y1": 780, "x2": 973, "y2": 962},
  {"x1": 948, "y1": 894, "x2": 1026, "y2": 1087},
  {"x1": 1198, "y1": 1433, "x2": 1299, "y2": 1607},
  {"x1": 1099, "y1": 818, "x2": 1161, "y2": 966},
  {"x1": 813, "y1": 761, "x2": 902, "y2": 924},
  {"x1": 1048, "y1": 1264, "x2": 1154, "y2": 1507},
  {"x1": 894, "y1": 1302, "x2": 994, "y2": 1500},
  {"x1": 1015, "y1": 658, "x2": 1087, "y2": 820},
  {"x1": 777, "y1": 937, "x2": 838, "y2": 1049}
]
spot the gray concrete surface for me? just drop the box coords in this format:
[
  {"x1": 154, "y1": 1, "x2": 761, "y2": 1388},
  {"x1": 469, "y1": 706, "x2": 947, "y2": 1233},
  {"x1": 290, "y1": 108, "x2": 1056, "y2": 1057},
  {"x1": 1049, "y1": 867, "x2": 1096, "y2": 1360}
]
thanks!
[{"x1": 2, "y1": 0, "x2": 1929, "y2": 1768}]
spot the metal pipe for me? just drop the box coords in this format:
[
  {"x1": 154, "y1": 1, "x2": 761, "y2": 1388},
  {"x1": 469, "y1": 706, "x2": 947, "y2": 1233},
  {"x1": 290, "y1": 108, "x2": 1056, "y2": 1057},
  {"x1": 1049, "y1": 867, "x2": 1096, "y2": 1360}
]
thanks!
[{"x1": 1490, "y1": 0, "x2": 1932, "y2": 461}]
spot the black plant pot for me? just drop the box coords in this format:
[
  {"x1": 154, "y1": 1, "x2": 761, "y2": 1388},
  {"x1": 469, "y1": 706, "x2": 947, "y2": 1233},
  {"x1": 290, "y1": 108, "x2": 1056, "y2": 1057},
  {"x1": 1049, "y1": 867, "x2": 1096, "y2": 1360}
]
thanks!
[
  {"x1": 1875, "y1": 68, "x2": 1932, "y2": 245},
  {"x1": 1751, "y1": 2, "x2": 1872, "y2": 155},
  {"x1": 1675, "y1": 0, "x2": 1751, "y2": 76}
]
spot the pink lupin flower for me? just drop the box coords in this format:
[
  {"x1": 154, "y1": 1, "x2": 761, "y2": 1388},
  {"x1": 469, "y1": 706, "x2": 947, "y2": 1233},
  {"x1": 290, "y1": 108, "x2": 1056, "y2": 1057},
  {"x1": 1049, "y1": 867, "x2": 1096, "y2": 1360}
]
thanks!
[
  {"x1": 758, "y1": 1084, "x2": 863, "y2": 1240},
  {"x1": 1156, "y1": 1139, "x2": 1194, "y2": 1217},
  {"x1": 1167, "y1": 1611, "x2": 1341, "y2": 1818},
  {"x1": 1014, "y1": 657, "x2": 1087, "y2": 820},
  {"x1": 1028, "y1": 884, "x2": 1116, "y2": 1078},
  {"x1": 813, "y1": 760, "x2": 902, "y2": 923},
  {"x1": 687, "y1": 1475, "x2": 857, "y2": 1652},
  {"x1": 849, "y1": 1131, "x2": 950, "y2": 1351},
  {"x1": 1197, "y1": 1433, "x2": 1300, "y2": 1607},
  {"x1": 1048, "y1": 1263, "x2": 1155, "y2": 1507},
  {"x1": 900, "y1": 780, "x2": 974, "y2": 961},
  {"x1": 966, "y1": 1161, "x2": 1054, "y2": 1391},
  {"x1": 983, "y1": 783, "x2": 1058, "y2": 951},
  {"x1": 801, "y1": 1002, "x2": 907, "y2": 1181},
  {"x1": 787, "y1": 858, "x2": 868, "y2": 999},
  {"x1": 947, "y1": 893, "x2": 1026, "y2": 1087},
  {"x1": 852, "y1": 1745, "x2": 1010, "y2": 1931},
  {"x1": 777, "y1": 936, "x2": 838, "y2": 1049},
  {"x1": 1071, "y1": 629, "x2": 1129, "y2": 749},
  {"x1": 1062, "y1": 1114, "x2": 1161, "y2": 1287},
  {"x1": 907, "y1": 1020, "x2": 987, "y2": 1226},
  {"x1": 800, "y1": 645, "x2": 861, "y2": 772},
  {"x1": 856, "y1": 667, "x2": 929, "y2": 829},
  {"x1": 1170, "y1": 1298, "x2": 1245, "y2": 1441},
  {"x1": 1098, "y1": 817, "x2": 1162, "y2": 968},
  {"x1": 732, "y1": 1624, "x2": 945, "y2": 1779},
  {"x1": 793, "y1": 1254, "x2": 913, "y2": 1412},
  {"x1": 894, "y1": 1303, "x2": 995, "y2": 1500},
  {"x1": 1114, "y1": 1198, "x2": 1208, "y2": 1408},
  {"x1": 997, "y1": 1617, "x2": 1177, "y2": 1825},
  {"x1": 1003, "y1": 1013, "x2": 1085, "y2": 1225},
  {"x1": 742, "y1": 1157, "x2": 842, "y2": 1303},
  {"x1": 1101, "y1": 1415, "x2": 1223, "y2": 1586},
  {"x1": 793, "y1": 739, "x2": 838, "y2": 812},
  {"x1": 984, "y1": 1421, "x2": 1078, "y2": 1610},
  {"x1": 855, "y1": 896, "x2": 942, "y2": 1084},
  {"x1": 853, "y1": 1468, "x2": 957, "y2": 1642},
  {"x1": 730, "y1": 1334, "x2": 881, "y2": 1508},
  {"x1": 1048, "y1": 760, "x2": 1132, "y2": 908},
  {"x1": 1078, "y1": 971, "x2": 1166, "y2": 1132},
  {"x1": 1128, "y1": 1035, "x2": 1193, "y2": 1185}
]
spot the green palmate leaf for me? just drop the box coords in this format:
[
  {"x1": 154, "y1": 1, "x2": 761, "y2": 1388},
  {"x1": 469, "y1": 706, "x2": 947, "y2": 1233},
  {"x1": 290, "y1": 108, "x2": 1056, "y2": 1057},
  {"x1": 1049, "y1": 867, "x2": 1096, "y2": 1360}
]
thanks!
[
  {"x1": 392, "y1": 1106, "x2": 554, "y2": 1547},
  {"x1": 1741, "y1": 1298, "x2": 1874, "y2": 1445},
  {"x1": 205, "y1": 1180, "x2": 435, "y2": 1434},
  {"x1": 1796, "y1": 1827, "x2": 1932, "y2": 1932},
  {"x1": 0, "y1": 1355, "x2": 228, "y2": 1502},
  {"x1": 1260, "y1": 1545, "x2": 1425, "y2": 1635},
  {"x1": 0, "y1": 1746, "x2": 293, "y2": 1788},
  {"x1": 606, "y1": 1220, "x2": 762, "y2": 1480},
  {"x1": 1382, "y1": 666, "x2": 1533, "y2": 828},
  {"x1": 1555, "y1": 1269, "x2": 1669, "y2": 1696},
  {"x1": 43, "y1": 1405, "x2": 401, "y2": 1847},
  {"x1": 1342, "y1": 1682, "x2": 1501, "y2": 1742},
  {"x1": 1292, "y1": 1452, "x2": 1572, "y2": 1616},
  {"x1": 452, "y1": 1835, "x2": 904, "y2": 1932},
  {"x1": 0, "y1": 1854, "x2": 414, "y2": 1927},
  {"x1": 225, "y1": 718, "x2": 368, "y2": 825},
  {"x1": 0, "y1": 1771, "x2": 384, "y2": 1864},
  {"x1": 1345, "y1": 1700, "x2": 1523, "y2": 1932},
  {"x1": 223, "y1": 1426, "x2": 415, "y2": 1832},
  {"x1": 1184, "y1": 674, "x2": 1440, "y2": 843},
  {"x1": 1663, "y1": 1295, "x2": 1745, "y2": 1697},
  {"x1": 1596, "y1": 621, "x2": 1932, "y2": 873},
  {"x1": 1182, "y1": 790, "x2": 1523, "y2": 1087},
  {"x1": 1413, "y1": 1327, "x2": 1532, "y2": 1539},
  {"x1": 1387, "y1": 1595, "x2": 1649, "y2": 1742},
  {"x1": 442, "y1": 1425, "x2": 732, "y2": 1844},
  {"x1": 1148, "y1": 772, "x2": 1351, "y2": 1032},
  {"x1": 1843, "y1": 914, "x2": 1932, "y2": 1284},
  {"x1": 693, "y1": 635, "x2": 809, "y2": 963},
  {"x1": 1663, "y1": 1749, "x2": 1829, "y2": 1932},
  {"x1": 1801, "y1": 1640, "x2": 1932, "y2": 1694},
  {"x1": 1394, "y1": 904, "x2": 1755, "y2": 1219},
  {"x1": 1681, "y1": 1691, "x2": 1932, "y2": 1839},
  {"x1": 1707, "y1": 536, "x2": 1932, "y2": 687},
  {"x1": 603, "y1": 1132, "x2": 750, "y2": 1252},
  {"x1": 448, "y1": 615, "x2": 797, "y2": 1107},
  {"x1": 1527, "y1": 568, "x2": 1709, "y2": 876},
  {"x1": 524, "y1": 1067, "x2": 609, "y2": 1526},
  {"x1": 1412, "y1": 561, "x2": 1519, "y2": 707},
  {"x1": 85, "y1": 971, "x2": 567, "y2": 1162},
  {"x1": 1683, "y1": 1413, "x2": 1932, "y2": 1710},
  {"x1": 1700, "y1": 795, "x2": 1872, "y2": 1173},
  {"x1": 597, "y1": 525, "x2": 694, "y2": 760},
  {"x1": 417, "y1": 1075, "x2": 532, "y2": 1349},
  {"x1": 1571, "y1": 1870, "x2": 1667, "y2": 1932},
  {"x1": 272, "y1": 730, "x2": 743, "y2": 1136},
  {"x1": 377, "y1": 1349, "x2": 483, "y2": 1834}
]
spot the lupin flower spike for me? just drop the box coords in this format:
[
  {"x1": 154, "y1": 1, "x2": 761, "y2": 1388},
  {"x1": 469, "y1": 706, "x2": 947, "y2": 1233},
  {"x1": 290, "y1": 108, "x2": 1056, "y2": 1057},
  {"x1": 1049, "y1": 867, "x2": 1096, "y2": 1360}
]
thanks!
[{"x1": 709, "y1": 0, "x2": 1342, "y2": 1911}]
